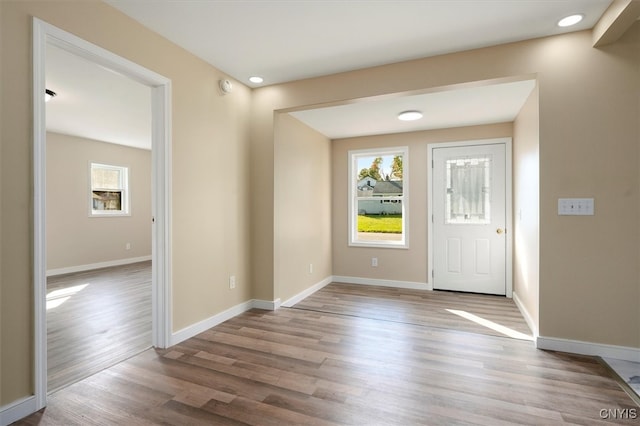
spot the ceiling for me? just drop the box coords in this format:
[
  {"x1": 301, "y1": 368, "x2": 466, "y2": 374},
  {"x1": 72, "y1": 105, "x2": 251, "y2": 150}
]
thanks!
[
  {"x1": 290, "y1": 79, "x2": 536, "y2": 139},
  {"x1": 47, "y1": 0, "x2": 614, "y2": 147},
  {"x1": 46, "y1": 44, "x2": 152, "y2": 150},
  {"x1": 105, "y1": 0, "x2": 612, "y2": 87}
]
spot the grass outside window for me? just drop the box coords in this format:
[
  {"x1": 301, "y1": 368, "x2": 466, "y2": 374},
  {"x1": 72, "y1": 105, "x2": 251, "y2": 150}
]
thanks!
[{"x1": 357, "y1": 214, "x2": 402, "y2": 234}]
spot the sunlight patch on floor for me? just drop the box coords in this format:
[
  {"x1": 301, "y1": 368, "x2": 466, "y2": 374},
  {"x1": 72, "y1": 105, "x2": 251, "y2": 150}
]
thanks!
[
  {"x1": 446, "y1": 309, "x2": 533, "y2": 341},
  {"x1": 47, "y1": 283, "x2": 89, "y2": 310}
]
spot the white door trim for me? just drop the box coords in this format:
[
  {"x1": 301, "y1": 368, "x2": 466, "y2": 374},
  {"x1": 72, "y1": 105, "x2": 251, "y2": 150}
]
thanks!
[
  {"x1": 427, "y1": 138, "x2": 512, "y2": 297},
  {"x1": 32, "y1": 18, "x2": 172, "y2": 411}
]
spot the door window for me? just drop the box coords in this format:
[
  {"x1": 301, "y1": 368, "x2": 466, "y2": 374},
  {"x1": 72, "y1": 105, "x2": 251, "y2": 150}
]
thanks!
[{"x1": 445, "y1": 156, "x2": 491, "y2": 225}]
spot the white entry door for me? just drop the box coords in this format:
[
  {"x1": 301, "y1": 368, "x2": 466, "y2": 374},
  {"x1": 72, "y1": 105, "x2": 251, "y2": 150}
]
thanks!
[{"x1": 432, "y1": 143, "x2": 507, "y2": 295}]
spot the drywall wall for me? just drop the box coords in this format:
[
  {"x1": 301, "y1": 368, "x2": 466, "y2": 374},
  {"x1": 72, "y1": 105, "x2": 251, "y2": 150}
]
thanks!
[
  {"x1": 535, "y1": 26, "x2": 639, "y2": 347},
  {"x1": 274, "y1": 113, "x2": 332, "y2": 302},
  {"x1": 46, "y1": 132, "x2": 152, "y2": 271},
  {"x1": 331, "y1": 123, "x2": 512, "y2": 284},
  {"x1": 1, "y1": 0, "x2": 251, "y2": 405},
  {"x1": 513, "y1": 85, "x2": 540, "y2": 335}
]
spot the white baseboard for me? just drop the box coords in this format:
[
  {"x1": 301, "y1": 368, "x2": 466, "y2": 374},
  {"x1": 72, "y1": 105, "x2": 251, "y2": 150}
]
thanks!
[
  {"x1": 169, "y1": 298, "x2": 279, "y2": 346},
  {"x1": 537, "y1": 336, "x2": 640, "y2": 362},
  {"x1": 253, "y1": 298, "x2": 281, "y2": 310},
  {"x1": 0, "y1": 396, "x2": 36, "y2": 426},
  {"x1": 46, "y1": 255, "x2": 152, "y2": 277},
  {"x1": 281, "y1": 276, "x2": 333, "y2": 307},
  {"x1": 332, "y1": 275, "x2": 432, "y2": 290},
  {"x1": 512, "y1": 291, "x2": 538, "y2": 338}
]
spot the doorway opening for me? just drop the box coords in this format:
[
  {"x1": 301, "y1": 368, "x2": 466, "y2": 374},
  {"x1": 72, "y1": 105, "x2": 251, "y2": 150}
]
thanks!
[
  {"x1": 33, "y1": 18, "x2": 172, "y2": 410},
  {"x1": 45, "y1": 41, "x2": 154, "y2": 392}
]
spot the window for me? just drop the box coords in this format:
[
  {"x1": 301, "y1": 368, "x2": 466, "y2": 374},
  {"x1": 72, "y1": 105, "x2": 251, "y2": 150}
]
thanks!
[
  {"x1": 349, "y1": 147, "x2": 408, "y2": 248},
  {"x1": 445, "y1": 156, "x2": 491, "y2": 224},
  {"x1": 89, "y1": 163, "x2": 130, "y2": 216}
]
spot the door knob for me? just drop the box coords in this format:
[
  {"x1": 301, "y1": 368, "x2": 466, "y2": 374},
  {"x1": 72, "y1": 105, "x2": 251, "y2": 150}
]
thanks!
[{"x1": 496, "y1": 228, "x2": 505, "y2": 234}]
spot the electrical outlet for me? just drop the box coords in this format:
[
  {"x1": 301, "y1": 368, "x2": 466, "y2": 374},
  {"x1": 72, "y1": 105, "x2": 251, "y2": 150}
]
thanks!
[
  {"x1": 371, "y1": 257, "x2": 378, "y2": 267},
  {"x1": 309, "y1": 263, "x2": 313, "y2": 274},
  {"x1": 229, "y1": 275, "x2": 236, "y2": 289},
  {"x1": 125, "y1": 242, "x2": 131, "y2": 250}
]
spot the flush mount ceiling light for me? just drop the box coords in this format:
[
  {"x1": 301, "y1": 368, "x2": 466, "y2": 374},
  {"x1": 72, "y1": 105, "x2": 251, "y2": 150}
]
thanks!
[
  {"x1": 398, "y1": 110, "x2": 423, "y2": 121},
  {"x1": 558, "y1": 14, "x2": 584, "y2": 27},
  {"x1": 249, "y1": 76, "x2": 264, "y2": 84},
  {"x1": 45, "y1": 89, "x2": 57, "y2": 102}
]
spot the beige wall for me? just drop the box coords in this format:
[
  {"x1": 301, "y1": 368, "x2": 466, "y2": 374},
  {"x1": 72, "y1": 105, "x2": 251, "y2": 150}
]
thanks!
[
  {"x1": 332, "y1": 124, "x2": 512, "y2": 283},
  {"x1": 1, "y1": 1, "x2": 251, "y2": 404},
  {"x1": 46, "y1": 132, "x2": 152, "y2": 270},
  {"x1": 513, "y1": 86, "x2": 540, "y2": 334},
  {"x1": 253, "y1": 25, "x2": 640, "y2": 350},
  {"x1": 274, "y1": 114, "x2": 332, "y2": 302},
  {"x1": 249, "y1": 92, "x2": 275, "y2": 302},
  {"x1": 536, "y1": 28, "x2": 639, "y2": 347}
]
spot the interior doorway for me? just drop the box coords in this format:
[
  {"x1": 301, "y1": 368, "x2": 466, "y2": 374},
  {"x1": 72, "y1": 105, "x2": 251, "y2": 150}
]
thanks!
[
  {"x1": 33, "y1": 18, "x2": 172, "y2": 410},
  {"x1": 44, "y1": 41, "x2": 155, "y2": 392}
]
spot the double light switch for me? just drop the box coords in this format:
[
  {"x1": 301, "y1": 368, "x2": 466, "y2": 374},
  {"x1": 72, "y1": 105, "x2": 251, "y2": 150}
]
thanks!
[{"x1": 558, "y1": 198, "x2": 594, "y2": 216}]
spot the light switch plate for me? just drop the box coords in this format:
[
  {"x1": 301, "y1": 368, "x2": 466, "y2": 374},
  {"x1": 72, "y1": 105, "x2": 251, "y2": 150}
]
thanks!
[{"x1": 558, "y1": 198, "x2": 594, "y2": 216}]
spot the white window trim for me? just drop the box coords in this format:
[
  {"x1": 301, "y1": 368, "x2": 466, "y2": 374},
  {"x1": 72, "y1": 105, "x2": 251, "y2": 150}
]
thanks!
[
  {"x1": 89, "y1": 162, "x2": 131, "y2": 217},
  {"x1": 348, "y1": 146, "x2": 409, "y2": 249}
]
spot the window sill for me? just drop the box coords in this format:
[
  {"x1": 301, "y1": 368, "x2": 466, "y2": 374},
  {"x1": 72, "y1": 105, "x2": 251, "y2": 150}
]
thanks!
[
  {"x1": 349, "y1": 240, "x2": 409, "y2": 250},
  {"x1": 89, "y1": 212, "x2": 131, "y2": 218}
]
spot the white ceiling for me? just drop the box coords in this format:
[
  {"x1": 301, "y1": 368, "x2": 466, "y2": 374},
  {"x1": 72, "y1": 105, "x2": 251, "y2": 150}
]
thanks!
[
  {"x1": 290, "y1": 79, "x2": 536, "y2": 139},
  {"x1": 46, "y1": 44, "x2": 152, "y2": 150},
  {"x1": 47, "y1": 0, "x2": 614, "y2": 146},
  {"x1": 106, "y1": 0, "x2": 612, "y2": 87}
]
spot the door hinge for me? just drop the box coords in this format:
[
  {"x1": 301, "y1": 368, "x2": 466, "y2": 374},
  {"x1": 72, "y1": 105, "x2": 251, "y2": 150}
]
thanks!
[{"x1": 432, "y1": 269, "x2": 434, "y2": 278}]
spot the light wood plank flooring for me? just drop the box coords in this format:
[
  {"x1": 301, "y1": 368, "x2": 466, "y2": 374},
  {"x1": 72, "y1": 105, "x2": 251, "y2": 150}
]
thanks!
[
  {"x1": 293, "y1": 283, "x2": 533, "y2": 340},
  {"x1": 47, "y1": 261, "x2": 152, "y2": 393},
  {"x1": 18, "y1": 283, "x2": 637, "y2": 425}
]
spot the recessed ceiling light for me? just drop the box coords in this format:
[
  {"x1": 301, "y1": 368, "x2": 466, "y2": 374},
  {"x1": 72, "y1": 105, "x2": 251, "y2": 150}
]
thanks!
[
  {"x1": 398, "y1": 110, "x2": 423, "y2": 121},
  {"x1": 558, "y1": 14, "x2": 584, "y2": 27},
  {"x1": 249, "y1": 76, "x2": 264, "y2": 84}
]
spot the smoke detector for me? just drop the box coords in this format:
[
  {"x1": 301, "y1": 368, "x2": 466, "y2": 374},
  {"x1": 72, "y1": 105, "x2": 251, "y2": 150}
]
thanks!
[{"x1": 219, "y1": 79, "x2": 233, "y2": 95}]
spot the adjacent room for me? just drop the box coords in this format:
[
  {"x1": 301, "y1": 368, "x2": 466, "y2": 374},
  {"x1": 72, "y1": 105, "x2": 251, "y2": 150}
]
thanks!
[{"x1": 44, "y1": 44, "x2": 153, "y2": 393}]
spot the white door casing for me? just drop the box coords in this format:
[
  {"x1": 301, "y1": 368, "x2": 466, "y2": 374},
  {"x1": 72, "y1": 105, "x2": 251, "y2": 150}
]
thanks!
[
  {"x1": 33, "y1": 18, "x2": 172, "y2": 412},
  {"x1": 429, "y1": 139, "x2": 512, "y2": 296}
]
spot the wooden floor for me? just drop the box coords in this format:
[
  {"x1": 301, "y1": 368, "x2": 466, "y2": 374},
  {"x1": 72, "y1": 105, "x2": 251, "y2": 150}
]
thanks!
[
  {"x1": 18, "y1": 283, "x2": 637, "y2": 425},
  {"x1": 47, "y1": 261, "x2": 152, "y2": 393},
  {"x1": 294, "y1": 283, "x2": 533, "y2": 340}
]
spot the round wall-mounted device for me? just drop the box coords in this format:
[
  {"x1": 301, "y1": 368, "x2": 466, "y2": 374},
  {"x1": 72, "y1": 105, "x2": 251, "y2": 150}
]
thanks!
[{"x1": 219, "y1": 79, "x2": 233, "y2": 95}]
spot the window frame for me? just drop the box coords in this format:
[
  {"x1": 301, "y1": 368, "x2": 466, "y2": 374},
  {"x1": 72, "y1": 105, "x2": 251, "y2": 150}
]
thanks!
[
  {"x1": 348, "y1": 146, "x2": 409, "y2": 249},
  {"x1": 89, "y1": 162, "x2": 130, "y2": 217}
]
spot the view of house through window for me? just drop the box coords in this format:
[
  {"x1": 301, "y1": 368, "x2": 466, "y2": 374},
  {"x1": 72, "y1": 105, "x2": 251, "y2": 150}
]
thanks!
[
  {"x1": 350, "y1": 147, "x2": 408, "y2": 247},
  {"x1": 90, "y1": 162, "x2": 129, "y2": 216}
]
